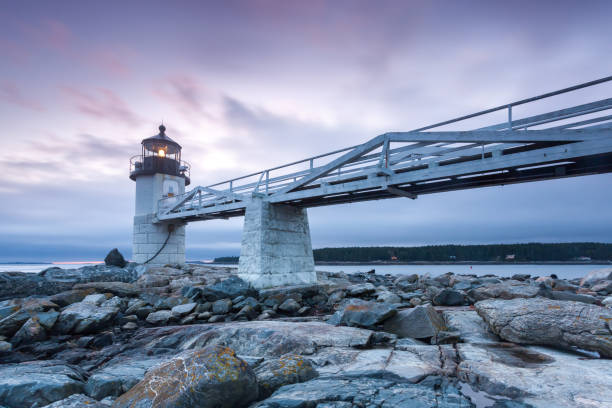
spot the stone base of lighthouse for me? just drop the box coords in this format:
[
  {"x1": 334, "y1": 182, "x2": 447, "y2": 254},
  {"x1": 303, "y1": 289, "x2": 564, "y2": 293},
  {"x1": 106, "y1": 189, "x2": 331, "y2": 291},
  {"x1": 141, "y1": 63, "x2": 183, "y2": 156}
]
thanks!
[
  {"x1": 133, "y1": 213, "x2": 185, "y2": 265},
  {"x1": 238, "y1": 197, "x2": 317, "y2": 289}
]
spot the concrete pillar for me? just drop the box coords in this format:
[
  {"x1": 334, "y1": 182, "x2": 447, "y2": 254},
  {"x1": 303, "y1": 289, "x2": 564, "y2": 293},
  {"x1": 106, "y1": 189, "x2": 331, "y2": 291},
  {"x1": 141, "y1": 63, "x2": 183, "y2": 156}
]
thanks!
[
  {"x1": 238, "y1": 196, "x2": 317, "y2": 288},
  {"x1": 132, "y1": 173, "x2": 186, "y2": 265}
]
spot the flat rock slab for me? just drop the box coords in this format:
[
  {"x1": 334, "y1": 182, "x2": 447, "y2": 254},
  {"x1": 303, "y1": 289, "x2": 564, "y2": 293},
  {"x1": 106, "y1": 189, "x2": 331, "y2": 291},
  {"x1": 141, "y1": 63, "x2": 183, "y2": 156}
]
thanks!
[
  {"x1": 467, "y1": 281, "x2": 545, "y2": 301},
  {"x1": 457, "y1": 343, "x2": 612, "y2": 408},
  {"x1": 55, "y1": 302, "x2": 119, "y2": 334},
  {"x1": 311, "y1": 345, "x2": 443, "y2": 383},
  {"x1": 442, "y1": 309, "x2": 499, "y2": 344},
  {"x1": 253, "y1": 376, "x2": 473, "y2": 408},
  {"x1": 0, "y1": 360, "x2": 86, "y2": 408},
  {"x1": 85, "y1": 356, "x2": 168, "y2": 400},
  {"x1": 92, "y1": 321, "x2": 374, "y2": 379},
  {"x1": 188, "y1": 321, "x2": 374, "y2": 356},
  {"x1": 72, "y1": 282, "x2": 139, "y2": 297},
  {"x1": 475, "y1": 298, "x2": 612, "y2": 357}
]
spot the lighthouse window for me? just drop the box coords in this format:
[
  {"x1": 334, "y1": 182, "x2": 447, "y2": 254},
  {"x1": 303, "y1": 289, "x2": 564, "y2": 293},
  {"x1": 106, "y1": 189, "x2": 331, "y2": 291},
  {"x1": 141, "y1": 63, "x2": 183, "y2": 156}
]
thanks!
[
  {"x1": 163, "y1": 180, "x2": 179, "y2": 198},
  {"x1": 158, "y1": 149, "x2": 166, "y2": 157}
]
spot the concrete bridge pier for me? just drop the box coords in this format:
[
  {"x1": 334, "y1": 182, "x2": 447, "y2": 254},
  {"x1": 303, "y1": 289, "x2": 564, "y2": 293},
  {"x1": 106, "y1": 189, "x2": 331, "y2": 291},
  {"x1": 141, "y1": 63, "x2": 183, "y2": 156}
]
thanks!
[{"x1": 238, "y1": 196, "x2": 317, "y2": 289}]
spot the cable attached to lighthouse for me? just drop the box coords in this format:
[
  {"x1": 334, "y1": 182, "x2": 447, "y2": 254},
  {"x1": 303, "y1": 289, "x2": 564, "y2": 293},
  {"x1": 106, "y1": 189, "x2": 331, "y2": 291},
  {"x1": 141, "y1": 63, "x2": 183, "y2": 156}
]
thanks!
[{"x1": 144, "y1": 224, "x2": 175, "y2": 264}]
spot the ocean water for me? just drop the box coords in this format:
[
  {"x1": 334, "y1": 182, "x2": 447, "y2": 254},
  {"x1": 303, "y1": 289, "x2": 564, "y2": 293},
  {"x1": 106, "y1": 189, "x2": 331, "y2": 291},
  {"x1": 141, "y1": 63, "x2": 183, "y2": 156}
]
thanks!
[
  {"x1": 0, "y1": 263, "x2": 103, "y2": 273},
  {"x1": 1, "y1": 262, "x2": 608, "y2": 281}
]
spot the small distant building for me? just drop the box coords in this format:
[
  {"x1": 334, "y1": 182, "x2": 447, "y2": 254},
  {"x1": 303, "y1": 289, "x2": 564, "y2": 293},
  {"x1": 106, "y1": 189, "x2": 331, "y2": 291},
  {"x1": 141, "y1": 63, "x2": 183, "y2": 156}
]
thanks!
[
  {"x1": 576, "y1": 256, "x2": 592, "y2": 261},
  {"x1": 449, "y1": 255, "x2": 456, "y2": 260},
  {"x1": 505, "y1": 254, "x2": 516, "y2": 261},
  {"x1": 390, "y1": 256, "x2": 398, "y2": 261}
]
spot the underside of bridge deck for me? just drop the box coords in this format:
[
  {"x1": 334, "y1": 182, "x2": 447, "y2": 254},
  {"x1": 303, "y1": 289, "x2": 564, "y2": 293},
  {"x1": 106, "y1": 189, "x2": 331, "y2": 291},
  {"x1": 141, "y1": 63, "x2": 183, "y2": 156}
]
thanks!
[{"x1": 150, "y1": 77, "x2": 612, "y2": 287}]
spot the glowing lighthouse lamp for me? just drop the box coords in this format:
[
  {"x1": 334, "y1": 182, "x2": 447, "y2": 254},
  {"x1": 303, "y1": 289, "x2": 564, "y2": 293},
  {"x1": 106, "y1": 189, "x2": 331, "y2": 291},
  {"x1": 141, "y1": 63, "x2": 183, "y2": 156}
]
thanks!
[{"x1": 129, "y1": 125, "x2": 190, "y2": 265}]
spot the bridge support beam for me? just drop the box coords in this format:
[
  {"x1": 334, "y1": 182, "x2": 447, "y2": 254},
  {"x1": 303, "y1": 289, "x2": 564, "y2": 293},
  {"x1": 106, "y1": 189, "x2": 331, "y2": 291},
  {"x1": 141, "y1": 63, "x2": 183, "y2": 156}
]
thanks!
[
  {"x1": 133, "y1": 213, "x2": 185, "y2": 265},
  {"x1": 238, "y1": 197, "x2": 316, "y2": 289}
]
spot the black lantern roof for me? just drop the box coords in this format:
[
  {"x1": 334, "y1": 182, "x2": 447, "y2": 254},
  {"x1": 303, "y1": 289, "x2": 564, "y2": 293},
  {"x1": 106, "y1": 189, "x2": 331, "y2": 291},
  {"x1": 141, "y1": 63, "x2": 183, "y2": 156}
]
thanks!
[{"x1": 141, "y1": 125, "x2": 182, "y2": 154}]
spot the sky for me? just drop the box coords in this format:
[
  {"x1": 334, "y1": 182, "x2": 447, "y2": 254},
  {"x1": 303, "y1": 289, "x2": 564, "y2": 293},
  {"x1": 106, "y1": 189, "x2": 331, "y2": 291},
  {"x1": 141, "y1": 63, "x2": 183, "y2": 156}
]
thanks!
[{"x1": 0, "y1": 0, "x2": 611, "y2": 262}]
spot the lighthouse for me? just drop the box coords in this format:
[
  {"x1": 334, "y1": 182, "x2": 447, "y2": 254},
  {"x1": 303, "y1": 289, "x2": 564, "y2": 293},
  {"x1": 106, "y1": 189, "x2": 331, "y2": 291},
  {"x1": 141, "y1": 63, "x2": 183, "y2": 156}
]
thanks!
[{"x1": 129, "y1": 125, "x2": 190, "y2": 265}]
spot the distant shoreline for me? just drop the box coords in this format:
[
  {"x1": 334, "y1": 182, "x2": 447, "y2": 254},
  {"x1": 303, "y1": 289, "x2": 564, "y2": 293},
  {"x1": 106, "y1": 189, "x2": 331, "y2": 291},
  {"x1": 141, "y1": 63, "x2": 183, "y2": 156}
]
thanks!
[{"x1": 206, "y1": 260, "x2": 612, "y2": 266}]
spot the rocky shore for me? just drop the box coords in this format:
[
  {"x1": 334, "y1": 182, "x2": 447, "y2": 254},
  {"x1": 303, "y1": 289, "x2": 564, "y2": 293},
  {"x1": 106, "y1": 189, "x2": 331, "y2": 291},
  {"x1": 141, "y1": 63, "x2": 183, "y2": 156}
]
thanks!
[{"x1": 1, "y1": 260, "x2": 611, "y2": 408}]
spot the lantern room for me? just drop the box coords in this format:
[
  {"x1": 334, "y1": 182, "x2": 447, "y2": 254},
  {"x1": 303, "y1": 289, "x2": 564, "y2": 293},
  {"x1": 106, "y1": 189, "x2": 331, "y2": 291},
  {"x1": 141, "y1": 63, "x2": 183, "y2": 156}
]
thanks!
[{"x1": 130, "y1": 125, "x2": 190, "y2": 185}]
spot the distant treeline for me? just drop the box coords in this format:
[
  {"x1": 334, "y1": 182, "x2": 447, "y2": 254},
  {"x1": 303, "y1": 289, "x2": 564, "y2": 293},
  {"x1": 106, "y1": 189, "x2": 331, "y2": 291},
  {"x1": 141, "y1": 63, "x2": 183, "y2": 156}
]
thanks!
[
  {"x1": 313, "y1": 243, "x2": 612, "y2": 262},
  {"x1": 213, "y1": 242, "x2": 612, "y2": 263},
  {"x1": 214, "y1": 256, "x2": 240, "y2": 263}
]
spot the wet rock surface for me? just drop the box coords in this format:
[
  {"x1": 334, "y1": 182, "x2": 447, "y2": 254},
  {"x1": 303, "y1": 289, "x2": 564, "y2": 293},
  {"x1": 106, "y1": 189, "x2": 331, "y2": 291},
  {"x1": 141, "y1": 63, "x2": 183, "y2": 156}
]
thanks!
[
  {"x1": 475, "y1": 298, "x2": 612, "y2": 357},
  {"x1": 0, "y1": 360, "x2": 87, "y2": 408},
  {"x1": 1, "y1": 263, "x2": 612, "y2": 407},
  {"x1": 253, "y1": 376, "x2": 473, "y2": 408},
  {"x1": 457, "y1": 343, "x2": 612, "y2": 407}
]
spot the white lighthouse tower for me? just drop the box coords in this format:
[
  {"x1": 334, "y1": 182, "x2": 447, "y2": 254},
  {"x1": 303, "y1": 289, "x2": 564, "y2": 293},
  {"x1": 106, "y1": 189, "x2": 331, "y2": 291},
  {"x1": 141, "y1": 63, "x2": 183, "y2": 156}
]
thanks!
[{"x1": 129, "y1": 125, "x2": 190, "y2": 265}]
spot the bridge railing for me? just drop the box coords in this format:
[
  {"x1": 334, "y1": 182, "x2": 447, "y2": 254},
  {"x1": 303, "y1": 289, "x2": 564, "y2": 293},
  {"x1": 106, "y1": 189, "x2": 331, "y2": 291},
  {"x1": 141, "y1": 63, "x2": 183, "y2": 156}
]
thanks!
[{"x1": 158, "y1": 76, "x2": 612, "y2": 218}]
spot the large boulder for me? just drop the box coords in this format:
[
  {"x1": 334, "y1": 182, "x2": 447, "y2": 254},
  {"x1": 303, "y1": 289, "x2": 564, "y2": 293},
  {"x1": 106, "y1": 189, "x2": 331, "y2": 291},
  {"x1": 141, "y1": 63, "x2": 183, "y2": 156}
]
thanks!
[
  {"x1": 467, "y1": 281, "x2": 547, "y2": 302},
  {"x1": 200, "y1": 276, "x2": 258, "y2": 301},
  {"x1": 327, "y1": 299, "x2": 397, "y2": 328},
  {"x1": 475, "y1": 298, "x2": 612, "y2": 357},
  {"x1": 113, "y1": 346, "x2": 258, "y2": 408},
  {"x1": 11, "y1": 317, "x2": 48, "y2": 345},
  {"x1": 0, "y1": 360, "x2": 86, "y2": 408},
  {"x1": 72, "y1": 282, "x2": 138, "y2": 297},
  {"x1": 145, "y1": 310, "x2": 173, "y2": 325},
  {"x1": 49, "y1": 289, "x2": 96, "y2": 307},
  {"x1": 115, "y1": 321, "x2": 373, "y2": 362},
  {"x1": 433, "y1": 288, "x2": 467, "y2": 306},
  {"x1": 104, "y1": 248, "x2": 127, "y2": 268},
  {"x1": 254, "y1": 354, "x2": 318, "y2": 398},
  {"x1": 383, "y1": 304, "x2": 446, "y2": 339},
  {"x1": 580, "y1": 268, "x2": 612, "y2": 287},
  {"x1": 0, "y1": 308, "x2": 31, "y2": 338},
  {"x1": 0, "y1": 265, "x2": 137, "y2": 301},
  {"x1": 0, "y1": 299, "x2": 58, "y2": 338},
  {"x1": 54, "y1": 302, "x2": 119, "y2": 334},
  {"x1": 591, "y1": 280, "x2": 612, "y2": 295}
]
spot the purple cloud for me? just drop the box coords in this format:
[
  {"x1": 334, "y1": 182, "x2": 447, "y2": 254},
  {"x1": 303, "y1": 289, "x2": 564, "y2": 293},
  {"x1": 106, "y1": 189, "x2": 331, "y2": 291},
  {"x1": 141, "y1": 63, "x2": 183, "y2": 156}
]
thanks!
[
  {"x1": 88, "y1": 48, "x2": 132, "y2": 77},
  {"x1": 0, "y1": 82, "x2": 44, "y2": 111},
  {"x1": 19, "y1": 18, "x2": 72, "y2": 52},
  {"x1": 61, "y1": 87, "x2": 141, "y2": 127}
]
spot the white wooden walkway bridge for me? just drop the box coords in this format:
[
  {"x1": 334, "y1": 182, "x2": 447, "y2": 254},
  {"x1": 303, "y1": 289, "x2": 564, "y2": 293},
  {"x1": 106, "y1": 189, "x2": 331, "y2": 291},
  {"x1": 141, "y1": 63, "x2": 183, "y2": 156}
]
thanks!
[
  {"x1": 159, "y1": 77, "x2": 612, "y2": 223},
  {"x1": 135, "y1": 77, "x2": 612, "y2": 288}
]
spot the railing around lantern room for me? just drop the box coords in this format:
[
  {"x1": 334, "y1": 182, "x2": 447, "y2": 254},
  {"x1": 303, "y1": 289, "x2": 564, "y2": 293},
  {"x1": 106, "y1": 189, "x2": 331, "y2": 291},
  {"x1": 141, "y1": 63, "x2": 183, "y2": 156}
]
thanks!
[{"x1": 129, "y1": 154, "x2": 191, "y2": 183}]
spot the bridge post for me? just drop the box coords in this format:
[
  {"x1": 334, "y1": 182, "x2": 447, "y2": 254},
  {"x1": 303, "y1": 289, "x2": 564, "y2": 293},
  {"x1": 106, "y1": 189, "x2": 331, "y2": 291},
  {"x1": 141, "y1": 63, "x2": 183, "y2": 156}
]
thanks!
[{"x1": 238, "y1": 196, "x2": 317, "y2": 288}]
